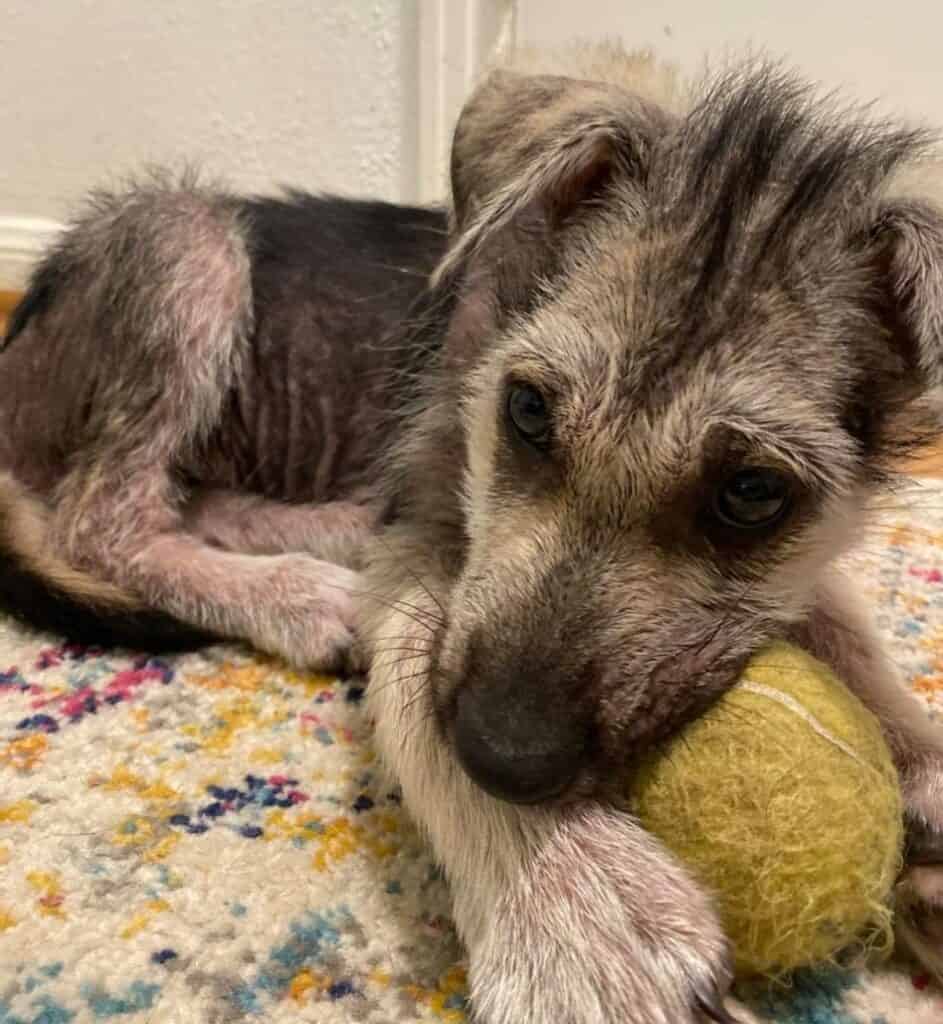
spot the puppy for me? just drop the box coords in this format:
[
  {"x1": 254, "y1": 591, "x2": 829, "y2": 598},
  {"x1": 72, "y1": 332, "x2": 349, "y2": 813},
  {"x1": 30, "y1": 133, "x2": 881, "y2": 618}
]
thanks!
[{"x1": 4, "y1": 45, "x2": 943, "y2": 1022}]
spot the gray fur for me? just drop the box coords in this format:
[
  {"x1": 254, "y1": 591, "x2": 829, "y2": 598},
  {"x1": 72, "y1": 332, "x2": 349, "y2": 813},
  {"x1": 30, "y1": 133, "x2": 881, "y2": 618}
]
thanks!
[
  {"x1": 0, "y1": 172, "x2": 444, "y2": 662},
  {"x1": 364, "y1": 49, "x2": 943, "y2": 1021},
  {"x1": 3, "y1": 44, "x2": 943, "y2": 1022}
]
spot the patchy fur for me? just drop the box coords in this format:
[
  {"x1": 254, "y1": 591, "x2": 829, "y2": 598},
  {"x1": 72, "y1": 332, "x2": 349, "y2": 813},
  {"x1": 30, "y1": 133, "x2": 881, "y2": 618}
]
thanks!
[
  {"x1": 0, "y1": 175, "x2": 445, "y2": 662},
  {"x1": 363, "y1": 47, "x2": 943, "y2": 1021},
  {"x1": 5, "y1": 43, "x2": 943, "y2": 1023}
]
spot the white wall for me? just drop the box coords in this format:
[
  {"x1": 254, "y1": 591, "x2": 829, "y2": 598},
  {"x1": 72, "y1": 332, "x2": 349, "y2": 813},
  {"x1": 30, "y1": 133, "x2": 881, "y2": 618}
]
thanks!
[
  {"x1": 7, "y1": 1, "x2": 941, "y2": 287},
  {"x1": 0, "y1": 0, "x2": 521, "y2": 287},
  {"x1": 516, "y1": 1, "x2": 943, "y2": 126},
  {"x1": 0, "y1": 0, "x2": 410, "y2": 225}
]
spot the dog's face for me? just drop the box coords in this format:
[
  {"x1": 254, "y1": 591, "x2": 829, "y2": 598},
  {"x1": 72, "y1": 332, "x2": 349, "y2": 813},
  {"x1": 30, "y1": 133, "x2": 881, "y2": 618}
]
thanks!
[{"x1": 382, "y1": 61, "x2": 943, "y2": 805}]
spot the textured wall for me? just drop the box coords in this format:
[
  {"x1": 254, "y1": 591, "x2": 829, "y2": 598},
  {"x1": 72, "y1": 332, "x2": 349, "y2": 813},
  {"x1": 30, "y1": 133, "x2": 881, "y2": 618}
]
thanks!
[{"x1": 0, "y1": 1, "x2": 409, "y2": 221}]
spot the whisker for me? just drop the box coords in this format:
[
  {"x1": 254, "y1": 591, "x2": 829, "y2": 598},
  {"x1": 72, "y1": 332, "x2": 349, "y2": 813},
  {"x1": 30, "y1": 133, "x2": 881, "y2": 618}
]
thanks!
[
  {"x1": 401, "y1": 705, "x2": 440, "y2": 750},
  {"x1": 315, "y1": 579, "x2": 442, "y2": 633},
  {"x1": 368, "y1": 633, "x2": 434, "y2": 647},
  {"x1": 373, "y1": 654, "x2": 432, "y2": 676},
  {"x1": 375, "y1": 532, "x2": 447, "y2": 619},
  {"x1": 366, "y1": 666, "x2": 434, "y2": 700},
  {"x1": 372, "y1": 644, "x2": 431, "y2": 657}
]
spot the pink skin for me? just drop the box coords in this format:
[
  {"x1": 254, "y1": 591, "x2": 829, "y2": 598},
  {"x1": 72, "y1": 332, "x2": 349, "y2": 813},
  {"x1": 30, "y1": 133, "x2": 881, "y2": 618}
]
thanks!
[{"x1": 183, "y1": 488, "x2": 378, "y2": 565}]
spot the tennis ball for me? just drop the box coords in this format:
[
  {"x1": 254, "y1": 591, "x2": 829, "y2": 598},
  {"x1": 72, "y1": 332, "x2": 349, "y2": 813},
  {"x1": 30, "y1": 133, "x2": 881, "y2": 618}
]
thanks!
[{"x1": 630, "y1": 641, "x2": 904, "y2": 977}]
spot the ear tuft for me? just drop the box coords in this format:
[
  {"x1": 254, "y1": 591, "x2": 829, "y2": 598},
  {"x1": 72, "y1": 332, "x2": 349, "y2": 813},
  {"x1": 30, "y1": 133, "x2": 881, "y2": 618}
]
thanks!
[
  {"x1": 438, "y1": 70, "x2": 666, "y2": 287},
  {"x1": 872, "y1": 199, "x2": 943, "y2": 390}
]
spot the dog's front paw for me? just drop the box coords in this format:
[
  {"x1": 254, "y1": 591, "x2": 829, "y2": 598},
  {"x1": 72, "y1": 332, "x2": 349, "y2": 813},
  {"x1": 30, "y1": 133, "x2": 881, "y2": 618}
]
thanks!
[
  {"x1": 469, "y1": 928, "x2": 733, "y2": 1024},
  {"x1": 464, "y1": 805, "x2": 735, "y2": 1024},
  {"x1": 248, "y1": 555, "x2": 362, "y2": 672},
  {"x1": 902, "y1": 753, "x2": 943, "y2": 892},
  {"x1": 896, "y1": 755, "x2": 943, "y2": 973}
]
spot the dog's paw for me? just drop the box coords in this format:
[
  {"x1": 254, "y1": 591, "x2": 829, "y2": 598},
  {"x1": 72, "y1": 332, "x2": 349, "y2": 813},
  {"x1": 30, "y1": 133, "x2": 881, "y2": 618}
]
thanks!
[
  {"x1": 247, "y1": 555, "x2": 362, "y2": 672},
  {"x1": 465, "y1": 805, "x2": 736, "y2": 1024},
  {"x1": 896, "y1": 862, "x2": 943, "y2": 979},
  {"x1": 468, "y1": 937, "x2": 735, "y2": 1024},
  {"x1": 903, "y1": 754, "x2": 943, "y2": 888},
  {"x1": 902, "y1": 752, "x2": 943, "y2": 837},
  {"x1": 896, "y1": 756, "x2": 943, "y2": 975},
  {"x1": 468, "y1": 878, "x2": 735, "y2": 1024}
]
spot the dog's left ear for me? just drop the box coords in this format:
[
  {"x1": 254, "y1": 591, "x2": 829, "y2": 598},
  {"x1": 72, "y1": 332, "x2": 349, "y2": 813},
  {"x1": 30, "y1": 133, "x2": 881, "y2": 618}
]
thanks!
[
  {"x1": 437, "y1": 68, "x2": 669, "y2": 291},
  {"x1": 872, "y1": 199, "x2": 943, "y2": 391},
  {"x1": 450, "y1": 70, "x2": 656, "y2": 227}
]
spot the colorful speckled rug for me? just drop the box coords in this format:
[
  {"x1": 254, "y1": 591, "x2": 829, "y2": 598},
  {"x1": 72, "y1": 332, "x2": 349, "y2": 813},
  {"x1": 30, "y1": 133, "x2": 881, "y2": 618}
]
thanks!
[{"x1": 3, "y1": 486, "x2": 943, "y2": 1023}]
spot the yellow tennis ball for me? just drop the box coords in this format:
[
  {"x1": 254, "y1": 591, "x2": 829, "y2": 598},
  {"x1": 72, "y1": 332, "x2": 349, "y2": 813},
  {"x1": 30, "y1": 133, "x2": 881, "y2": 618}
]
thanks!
[{"x1": 630, "y1": 641, "x2": 904, "y2": 978}]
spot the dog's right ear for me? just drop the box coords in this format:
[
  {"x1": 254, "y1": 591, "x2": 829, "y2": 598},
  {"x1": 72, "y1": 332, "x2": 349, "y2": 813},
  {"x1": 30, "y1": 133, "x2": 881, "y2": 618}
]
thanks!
[
  {"x1": 437, "y1": 69, "x2": 668, "y2": 296},
  {"x1": 839, "y1": 196, "x2": 943, "y2": 465},
  {"x1": 871, "y1": 199, "x2": 943, "y2": 391}
]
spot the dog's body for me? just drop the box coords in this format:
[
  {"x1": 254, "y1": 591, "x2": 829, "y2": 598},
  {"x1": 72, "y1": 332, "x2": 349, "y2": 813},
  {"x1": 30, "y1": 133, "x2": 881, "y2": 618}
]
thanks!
[
  {"x1": 5, "y1": 45, "x2": 943, "y2": 1021},
  {"x1": 0, "y1": 188, "x2": 446, "y2": 660}
]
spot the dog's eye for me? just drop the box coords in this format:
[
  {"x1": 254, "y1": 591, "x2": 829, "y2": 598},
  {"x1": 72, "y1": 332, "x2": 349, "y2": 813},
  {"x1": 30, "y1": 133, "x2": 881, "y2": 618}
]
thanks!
[
  {"x1": 507, "y1": 383, "x2": 551, "y2": 446},
  {"x1": 713, "y1": 467, "x2": 792, "y2": 529}
]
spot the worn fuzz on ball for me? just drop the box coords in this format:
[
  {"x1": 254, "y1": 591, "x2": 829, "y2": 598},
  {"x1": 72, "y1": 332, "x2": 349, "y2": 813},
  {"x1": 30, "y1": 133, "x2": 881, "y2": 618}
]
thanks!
[{"x1": 631, "y1": 641, "x2": 904, "y2": 977}]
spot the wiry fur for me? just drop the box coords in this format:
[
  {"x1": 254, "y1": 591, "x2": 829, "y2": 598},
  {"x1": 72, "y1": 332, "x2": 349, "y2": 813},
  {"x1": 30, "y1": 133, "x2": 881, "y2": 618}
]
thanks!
[
  {"x1": 0, "y1": 173, "x2": 446, "y2": 665},
  {"x1": 362, "y1": 47, "x2": 943, "y2": 1021},
  {"x1": 4, "y1": 43, "x2": 943, "y2": 1022}
]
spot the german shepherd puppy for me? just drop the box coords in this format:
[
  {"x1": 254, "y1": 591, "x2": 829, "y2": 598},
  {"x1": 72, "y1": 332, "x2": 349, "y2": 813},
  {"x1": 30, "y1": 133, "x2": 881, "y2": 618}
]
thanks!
[{"x1": 4, "y1": 45, "x2": 943, "y2": 1022}]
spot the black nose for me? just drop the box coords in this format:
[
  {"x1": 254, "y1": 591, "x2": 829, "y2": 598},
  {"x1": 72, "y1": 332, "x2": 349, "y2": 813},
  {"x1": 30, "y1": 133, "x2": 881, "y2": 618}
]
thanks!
[{"x1": 453, "y1": 685, "x2": 588, "y2": 804}]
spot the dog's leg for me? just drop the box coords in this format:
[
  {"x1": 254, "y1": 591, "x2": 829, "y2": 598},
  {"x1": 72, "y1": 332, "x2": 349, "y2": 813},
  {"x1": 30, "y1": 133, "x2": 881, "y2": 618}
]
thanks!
[
  {"x1": 363, "y1": 569, "x2": 735, "y2": 1024},
  {"x1": 792, "y1": 571, "x2": 943, "y2": 906},
  {"x1": 38, "y1": 182, "x2": 360, "y2": 670},
  {"x1": 120, "y1": 535, "x2": 362, "y2": 670},
  {"x1": 182, "y1": 488, "x2": 378, "y2": 565}
]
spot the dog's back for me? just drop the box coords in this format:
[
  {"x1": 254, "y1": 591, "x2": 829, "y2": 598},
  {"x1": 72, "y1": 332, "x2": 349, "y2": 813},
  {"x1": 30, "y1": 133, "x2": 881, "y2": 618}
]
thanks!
[{"x1": 0, "y1": 183, "x2": 446, "y2": 650}]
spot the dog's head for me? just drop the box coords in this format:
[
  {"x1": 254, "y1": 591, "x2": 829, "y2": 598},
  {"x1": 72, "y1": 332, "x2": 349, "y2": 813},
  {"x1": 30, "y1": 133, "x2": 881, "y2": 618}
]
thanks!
[{"x1": 381, "y1": 54, "x2": 943, "y2": 804}]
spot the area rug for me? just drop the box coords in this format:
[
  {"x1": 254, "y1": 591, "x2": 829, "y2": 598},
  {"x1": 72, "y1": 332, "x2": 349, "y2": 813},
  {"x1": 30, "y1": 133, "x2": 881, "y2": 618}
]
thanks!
[{"x1": 2, "y1": 486, "x2": 943, "y2": 1023}]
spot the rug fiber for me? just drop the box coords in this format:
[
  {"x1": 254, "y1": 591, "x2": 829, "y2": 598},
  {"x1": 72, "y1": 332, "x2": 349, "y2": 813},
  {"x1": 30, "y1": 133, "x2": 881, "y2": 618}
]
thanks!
[{"x1": 3, "y1": 485, "x2": 943, "y2": 1022}]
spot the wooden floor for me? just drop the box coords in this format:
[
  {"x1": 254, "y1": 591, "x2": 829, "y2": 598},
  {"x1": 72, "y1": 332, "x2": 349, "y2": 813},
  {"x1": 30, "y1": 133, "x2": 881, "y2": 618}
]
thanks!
[
  {"x1": 2, "y1": 288, "x2": 942, "y2": 477},
  {"x1": 0, "y1": 290, "x2": 18, "y2": 333},
  {"x1": 911, "y1": 450, "x2": 943, "y2": 476}
]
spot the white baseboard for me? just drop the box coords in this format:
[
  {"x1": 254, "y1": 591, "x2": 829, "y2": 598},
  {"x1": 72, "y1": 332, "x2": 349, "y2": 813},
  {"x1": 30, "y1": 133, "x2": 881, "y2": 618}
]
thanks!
[
  {"x1": 0, "y1": 217, "x2": 64, "y2": 290},
  {"x1": 4, "y1": 5, "x2": 517, "y2": 246},
  {"x1": 2, "y1": 3, "x2": 518, "y2": 265}
]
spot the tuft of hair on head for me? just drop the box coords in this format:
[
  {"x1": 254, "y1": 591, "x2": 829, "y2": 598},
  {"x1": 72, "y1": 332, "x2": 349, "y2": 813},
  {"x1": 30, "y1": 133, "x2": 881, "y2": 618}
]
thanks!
[
  {"x1": 428, "y1": 49, "x2": 943, "y2": 471},
  {"x1": 655, "y1": 61, "x2": 935, "y2": 297}
]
